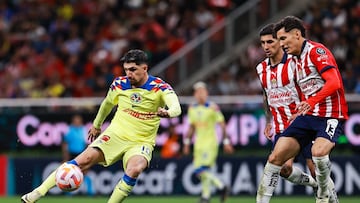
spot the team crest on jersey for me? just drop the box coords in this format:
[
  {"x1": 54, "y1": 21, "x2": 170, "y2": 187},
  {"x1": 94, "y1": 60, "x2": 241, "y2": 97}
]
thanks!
[
  {"x1": 316, "y1": 48, "x2": 326, "y2": 55},
  {"x1": 271, "y1": 78, "x2": 277, "y2": 88},
  {"x1": 130, "y1": 93, "x2": 142, "y2": 104}
]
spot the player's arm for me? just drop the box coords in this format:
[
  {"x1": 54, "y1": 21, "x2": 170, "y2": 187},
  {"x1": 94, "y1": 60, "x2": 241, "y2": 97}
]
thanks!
[
  {"x1": 213, "y1": 103, "x2": 234, "y2": 153},
  {"x1": 88, "y1": 95, "x2": 115, "y2": 142},
  {"x1": 183, "y1": 123, "x2": 195, "y2": 155},
  {"x1": 262, "y1": 89, "x2": 274, "y2": 139},
  {"x1": 218, "y1": 120, "x2": 234, "y2": 154},
  {"x1": 297, "y1": 68, "x2": 341, "y2": 115},
  {"x1": 157, "y1": 91, "x2": 182, "y2": 118}
]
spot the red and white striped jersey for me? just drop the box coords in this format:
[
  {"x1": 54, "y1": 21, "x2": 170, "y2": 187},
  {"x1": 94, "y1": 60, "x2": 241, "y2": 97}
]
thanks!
[
  {"x1": 256, "y1": 53, "x2": 301, "y2": 134},
  {"x1": 294, "y1": 40, "x2": 348, "y2": 119}
]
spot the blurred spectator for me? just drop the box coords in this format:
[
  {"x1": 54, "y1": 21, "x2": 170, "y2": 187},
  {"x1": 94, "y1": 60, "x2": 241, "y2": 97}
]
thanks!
[
  {"x1": 1, "y1": 0, "x2": 360, "y2": 98},
  {"x1": 62, "y1": 114, "x2": 94, "y2": 195},
  {"x1": 0, "y1": 0, "x2": 234, "y2": 98},
  {"x1": 160, "y1": 124, "x2": 181, "y2": 159}
]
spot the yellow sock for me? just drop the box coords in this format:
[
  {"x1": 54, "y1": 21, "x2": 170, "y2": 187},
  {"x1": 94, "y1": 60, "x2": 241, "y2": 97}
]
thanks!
[
  {"x1": 199, "y1": 173, "x2": 211, "y2": 199},
  {"x1": 108, "y1": 179, "x2": 134, "y2": 203},
  {"x1": 203, "y1": 171, "x2": 224, "y2": 189},
  {"x1": 35, "y1": 170, "x2": 56, "y2": 196}
]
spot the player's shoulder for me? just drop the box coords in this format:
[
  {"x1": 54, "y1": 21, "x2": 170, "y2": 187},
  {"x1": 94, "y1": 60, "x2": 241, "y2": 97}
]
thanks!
[
  {"x1": 307, "y1": 40, "x2": 330, "y2": 55},
  {"x1": 147, "y1": 75, "x2": 174, "y2": 92},
  {"x1": 255, "y1": 59, "x2": 268, "y2": 73},
  {"x1": 110, "y1": 76, "x2": 130, "y2": 91},
  {"x1": 207, "y1": 101, "x2": 221, "y2": 111}
]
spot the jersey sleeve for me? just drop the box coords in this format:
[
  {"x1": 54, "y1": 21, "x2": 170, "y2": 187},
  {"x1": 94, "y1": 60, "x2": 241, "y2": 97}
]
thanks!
[
  {"x1": 309, "y1": 46, "x2": 336, "y2": 73},
  {"x1": 92, "y1": 87, "x2": 117, "y2": 129},
  {"x1": 162, "y1": 89, "x2": 182, "y2": 117},
  {"x1": 187, "y1": 106, "x2": 195, "y2": 124},
  {"x1": 211, "y1": 103, "x2": 225, "y2": 123}
]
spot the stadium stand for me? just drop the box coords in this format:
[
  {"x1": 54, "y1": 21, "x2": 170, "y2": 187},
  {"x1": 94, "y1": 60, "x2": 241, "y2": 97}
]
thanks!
[{"x1": 0, "y1": 0, "x2": 359, "y2": 98}]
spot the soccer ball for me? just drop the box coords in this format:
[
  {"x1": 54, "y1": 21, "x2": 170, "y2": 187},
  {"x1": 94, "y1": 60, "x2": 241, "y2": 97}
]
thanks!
[{"x1": 55, "y1": 163, "x2": 83, "y2": 192}]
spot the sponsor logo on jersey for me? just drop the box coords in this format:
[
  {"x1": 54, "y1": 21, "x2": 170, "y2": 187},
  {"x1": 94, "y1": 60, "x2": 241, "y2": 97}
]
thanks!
[
  {"x1": 316, "y1": 48, "x2": 326, "y2": 55},
  {"x1": 122, "y1": 108, "x2": 157, "y2": 120}
]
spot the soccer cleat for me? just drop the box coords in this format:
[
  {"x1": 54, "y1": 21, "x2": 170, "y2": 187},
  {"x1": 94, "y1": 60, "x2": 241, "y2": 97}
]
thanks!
[
  {"x1": 219, "y1": 186, "x2": 229, "y2": 203},
  {"x1": 198, "y1": 197, "x2": 209, "y2": 203},
  {"x1": 21, "y1": 190, "x2": 42, "y2": 203},
  {"x1": 316, "y1": 196, "x2": 329, "y2": 203}
]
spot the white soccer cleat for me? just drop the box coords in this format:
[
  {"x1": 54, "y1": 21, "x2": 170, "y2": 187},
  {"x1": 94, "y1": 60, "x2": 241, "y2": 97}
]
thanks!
[
  {"x1": 21, "y1": 190, "x2": 42, "y2": 203},
  {"x1": 316, "y1": 196, "x2": 329, "y2": 203}
]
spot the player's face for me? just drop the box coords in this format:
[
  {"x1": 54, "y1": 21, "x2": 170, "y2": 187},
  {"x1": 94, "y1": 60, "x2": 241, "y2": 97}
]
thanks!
[
  {"x1": 123, "y1": 62, "x2": 148, "y2": 87},
  {"x1": 260, "y1": 34, "x2": 281, "y2": 58},
  {"x1": 276, "y1": 28, "x2": 302, "y2": 56},
  {"x1": 194, "y1": 87, "x2": 208, "y2": 104}
]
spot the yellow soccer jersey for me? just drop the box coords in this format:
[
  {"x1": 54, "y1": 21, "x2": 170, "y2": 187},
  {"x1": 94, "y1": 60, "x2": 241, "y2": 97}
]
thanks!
[
  {"x1": 93, "y1": 75, "x2": 181, "y2": 146},
  {"x1": 188, "y1": 101, "x2": 224, "y2": 150}
]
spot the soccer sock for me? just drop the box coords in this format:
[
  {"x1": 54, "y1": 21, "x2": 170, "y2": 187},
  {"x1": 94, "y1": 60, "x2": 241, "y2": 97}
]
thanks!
[
  {"x1": 35, "y1": 170, "x2": 56, "y2": 196},
  {"x1": 286, "y1": 166, "x2": 317, "y2": 187},
  {"x1": 108, "y1": 174, "x2": 136, "y2": 203},
  {"x1": 199, "y1": 172, "x2": 212, "y2": 199},
  {"x1": 202, "y1": 170, "x2": 224, "y2": 189},
  {"x1": 328, "y1": 177, "x2": 339, "y2": 203},
  {"x1": 256, "y1": 162, "x2": 282, "y2": 203},
  {"x1": 313, "y1": 155, "x2": 331, "y2": 198},
  {"x1": 66, "y1": 159, "x2": 79, "y2": 166}
]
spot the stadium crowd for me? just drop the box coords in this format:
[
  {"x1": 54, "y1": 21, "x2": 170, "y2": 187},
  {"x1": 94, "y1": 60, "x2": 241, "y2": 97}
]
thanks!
[
  {"x1": 204, "y1": 0, "x2": 360, "y2": 96},
  {"x1": 0, "y1": 0, "x2": 235, "y2": 98},
  {"x1": 0, "y1": 0, "x2": 359, "y2": 98}
]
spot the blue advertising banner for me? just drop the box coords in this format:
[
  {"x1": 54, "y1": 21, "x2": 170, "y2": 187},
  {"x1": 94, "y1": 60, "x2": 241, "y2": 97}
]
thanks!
[{"x1": 10, "y1": 156, "x2": 360, "y2": 196}]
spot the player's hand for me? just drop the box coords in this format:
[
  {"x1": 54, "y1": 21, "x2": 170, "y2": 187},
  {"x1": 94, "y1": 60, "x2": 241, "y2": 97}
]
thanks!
[
  {"x1": 264, "y1": 123, "x2": 274, "y2": 140},
  {"x1": 223, "y1": 143, "x2": 234, "y2": 154},
  {"x1": 88, "y1": 126, "x2": 101, "y2": 142},
  {"x1": 296, "y1": 101, "x2": 311, "y2": 115},
  {"x1": 183, "y1": 144, "x2": 190, "y2": 155},
  {"x1": 157, "y1": 107, "x2": 170, "y2": 118}
]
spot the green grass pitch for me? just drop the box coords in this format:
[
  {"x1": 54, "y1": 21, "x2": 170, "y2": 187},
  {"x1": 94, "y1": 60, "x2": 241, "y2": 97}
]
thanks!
[{"x1": 1, "y1": 195, "x2": 360, "y2": 203}]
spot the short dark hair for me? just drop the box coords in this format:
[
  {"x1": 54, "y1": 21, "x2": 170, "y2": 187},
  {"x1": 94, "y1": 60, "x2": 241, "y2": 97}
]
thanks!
[
  {"x1": 274, "y1": 16, "x2": 306, "y2": 38},
  {"x1": 259, "y1": 23, "x2": 275, "y2": 37},
  {"x1": 120, "y1": 49, "x2": 148, "y2": 65}
]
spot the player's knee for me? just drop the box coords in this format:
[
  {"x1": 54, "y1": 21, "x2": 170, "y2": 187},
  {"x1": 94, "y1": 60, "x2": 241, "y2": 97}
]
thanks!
[
  {"x1": 280, "y1": 164, "x2": 292, "y2": 178},
  {"x1": 268, "y1": 153, "x2": 284, "y2": 166},
  {"x1": 311, "y1": 147, "x2": 331, "y2": 157},
  {"x1": 126, "y1": 164, "x2": 147, "y2": 177}
]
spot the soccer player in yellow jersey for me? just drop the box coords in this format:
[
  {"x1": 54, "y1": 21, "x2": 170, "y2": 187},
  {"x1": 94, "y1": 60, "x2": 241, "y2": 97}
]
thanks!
[
  {"x1": 183, "y1": 81, "x2": 234, "y2": 203},
  {"x1": 21, "y1": 49, "x2": 182, "y2": 203}
]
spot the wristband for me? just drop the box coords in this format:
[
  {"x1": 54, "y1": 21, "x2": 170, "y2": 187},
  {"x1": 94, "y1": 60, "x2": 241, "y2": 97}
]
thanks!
[
  {"x1": 223, "y1": 138, "x2": 230, "y2": 145},
  {"x1": 183, "y1": 138, "x2": 190, "y2": 145}
]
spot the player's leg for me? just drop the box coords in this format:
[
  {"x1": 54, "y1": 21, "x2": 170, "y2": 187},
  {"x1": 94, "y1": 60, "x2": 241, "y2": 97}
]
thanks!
[
  {"x1": 256, "y1": 136, "x2": 300, "y2": 203},
  {"x1": 281, "y1": 157, "x2": 317, "y2": 187},
  {"x1": 328, "y1": 177, "x2": 339, "y2": 203},
  {"x1": 193, "y1": 148, "x2": 227, "y2": 202},
  {"x1": 312, "y1": 137, "x2": 334, "y2": 202},
  {"x1": 21, "y1": 146, "x2": 104, "y2": 203},
  {"x1": 282, "y1": 142, "x2": 317, "y2": 187},
  {"x1": 108, "y1": 143, "x2": 153, "y2": 203},
  {"x1": 312, "y1": 118, "x2": 344, "y2": 203}
]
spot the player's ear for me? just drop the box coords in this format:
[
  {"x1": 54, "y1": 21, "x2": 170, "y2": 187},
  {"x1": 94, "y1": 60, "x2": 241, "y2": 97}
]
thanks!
[
  {"x1": 142, "y1": 65, "x2": 148, "y2": 71},
  {"x1": 295, "y1": 29, "x2": 301, "y2": 39}
]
